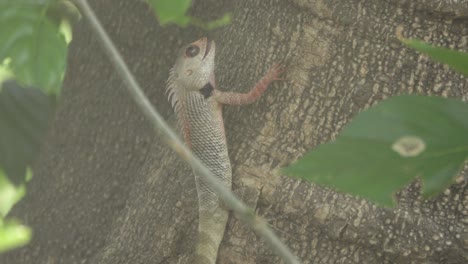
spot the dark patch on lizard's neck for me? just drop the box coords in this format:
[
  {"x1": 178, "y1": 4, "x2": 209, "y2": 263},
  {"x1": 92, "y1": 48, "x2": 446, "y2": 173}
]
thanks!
[{"x1": 199, "y1": 82, "x2": 214, "y2": 99}]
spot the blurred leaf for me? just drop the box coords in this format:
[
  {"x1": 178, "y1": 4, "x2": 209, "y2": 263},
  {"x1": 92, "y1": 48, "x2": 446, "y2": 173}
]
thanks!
[
  {"x1": 0, "y1": 1, "x2": 67, "y2": 94},
  {"x1": 46, "y1": 0, "x2": 79, "y2": 45},
  {"x1": 146, "y1": 0, "x2": 230, "y2": 29},
  {"x1": 0, "y1": 80, "x2": 55, "y2": 185},
  {"x1": 147, "y1": 0, "x2": 191, "y2": 26},
  {"x1": 0, "y1": 170, "x2": 26, "y2": 217},
  {"x1": 0, "y1": 59, "x2": 13, "y2": 84},
  {"x1": 283, "y1": 95, "x2": 468, "y2": 207},
  {"x1": 46, "y1": 0, "x2": 82, "y2": 26},
  {"x1": 400, "y1": 37, "x2": 468, "y2": 76},
  {"x1": 59, "y1": 19, "x2": 73, "y2": 44},
  {"x1": 0, "y1": 219, "x2": 31, "y2": 254}
]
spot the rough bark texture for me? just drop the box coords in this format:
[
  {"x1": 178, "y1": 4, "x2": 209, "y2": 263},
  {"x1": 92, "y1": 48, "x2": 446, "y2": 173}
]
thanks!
[{"x1": 1, "y1": 0, "x2": 467, "y2": 263}]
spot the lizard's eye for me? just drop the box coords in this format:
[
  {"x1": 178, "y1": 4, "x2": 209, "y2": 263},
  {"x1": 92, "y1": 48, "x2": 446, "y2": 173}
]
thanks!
[{"x1": 185, "y1": 45, "x2": 200, "y2": 57}]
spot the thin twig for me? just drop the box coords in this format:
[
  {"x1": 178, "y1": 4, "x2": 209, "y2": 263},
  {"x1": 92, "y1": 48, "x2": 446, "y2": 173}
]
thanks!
[{"x1": 72, "y1": 1, "x2": 302, "y2": 263}]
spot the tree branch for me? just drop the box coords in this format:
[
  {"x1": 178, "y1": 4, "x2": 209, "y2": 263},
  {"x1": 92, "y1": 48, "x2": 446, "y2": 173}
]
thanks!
[{"x1": 72, "y1": 0, "x2": 302, "y2": 263}]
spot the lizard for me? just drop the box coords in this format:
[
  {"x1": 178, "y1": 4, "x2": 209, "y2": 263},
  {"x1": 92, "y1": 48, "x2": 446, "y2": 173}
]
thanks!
[{"x1": 166, "y1": 37, "x2": 284, "y2": 264}]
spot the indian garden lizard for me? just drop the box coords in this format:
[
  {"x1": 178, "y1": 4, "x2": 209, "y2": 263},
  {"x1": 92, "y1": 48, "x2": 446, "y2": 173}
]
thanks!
[{"x1": 166, "y1": 37, "x2": 284, "y2": 264}]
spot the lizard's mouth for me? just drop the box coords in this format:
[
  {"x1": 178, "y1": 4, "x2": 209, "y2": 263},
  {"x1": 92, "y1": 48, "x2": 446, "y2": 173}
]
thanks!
[{"x1": 202, "y1": 39, "x2": 212, "y2": 60}]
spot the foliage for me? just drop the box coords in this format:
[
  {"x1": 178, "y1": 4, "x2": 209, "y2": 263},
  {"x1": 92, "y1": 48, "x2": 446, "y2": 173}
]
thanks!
[
  {"x1": 0, "y1": 169, "x2": 29, "y2": 217},
  {"x1": 0, "y1": 220, "x2": 31, "y2": 254},
  {"x1": 284, "y1": 38, "x2": 468, "y2": 207},
  {"x1": 0, "y1": 0, "x2": 68, "y2": 94},
  {"x1": 146, "y1": 0, "x2": 231, "y2": 30},
  {"x1": 0, "y1": 0, "x2": 67, "y2": 254},
  {"x1": 284, "y1": 96, "x2": 468, "y2": 206},
  {"x1": 399, "y1": 36, "x2": 468, "y2": 76},
  {"x1": 0, "y1": 81, "x2": 51, "y2": 254},
  {"x1": 0, "y1": 170, "x2": 31, "y2": 253},
  {"x1": 0, "y1": 81, "x2": 55, "y2": 185}
]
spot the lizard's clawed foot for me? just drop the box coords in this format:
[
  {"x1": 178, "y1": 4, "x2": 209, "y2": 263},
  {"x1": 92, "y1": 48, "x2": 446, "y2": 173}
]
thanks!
[{"x1": 267, "y1": 63, "x2": 287, "y2": 81}]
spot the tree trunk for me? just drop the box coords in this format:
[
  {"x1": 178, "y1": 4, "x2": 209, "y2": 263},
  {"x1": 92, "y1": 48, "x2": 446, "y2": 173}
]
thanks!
[{"x1": 2, "y1": 0, "x2": 467, "y2": 263}]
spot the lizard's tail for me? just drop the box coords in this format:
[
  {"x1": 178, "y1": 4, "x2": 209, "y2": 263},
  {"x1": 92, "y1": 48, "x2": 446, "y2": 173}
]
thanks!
[{"x1": 194, "y1": 207, "x2": 229, "y2": 264}]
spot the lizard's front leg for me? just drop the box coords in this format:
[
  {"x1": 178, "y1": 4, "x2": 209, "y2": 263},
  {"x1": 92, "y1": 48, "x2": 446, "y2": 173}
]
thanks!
[{"x1": 212, "y1": 63, "x2": 285, "y2": 105}]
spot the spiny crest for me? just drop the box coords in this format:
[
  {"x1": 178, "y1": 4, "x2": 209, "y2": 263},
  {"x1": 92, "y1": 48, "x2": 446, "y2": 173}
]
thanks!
[
  {"x1": 166, "y1": 66, "x2": 182, "y2": 114},
  {"x1": 166, "y1": 66, "x2": 188, "y2": 136}
]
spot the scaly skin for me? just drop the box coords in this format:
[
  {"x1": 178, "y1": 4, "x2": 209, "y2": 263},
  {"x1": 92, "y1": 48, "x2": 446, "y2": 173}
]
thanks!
[{"x1": 166, "y1": 37, "x2": 284, "y2": 264}]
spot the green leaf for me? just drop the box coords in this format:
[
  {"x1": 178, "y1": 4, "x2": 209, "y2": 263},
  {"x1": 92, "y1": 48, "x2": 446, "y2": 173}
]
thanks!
[
  {"x1": 0, "y1": 1, "x2": 67, "y2": 94},
  {"x1": 46, "y1": 0, "x2": 82, "y2": 26},
  {"x1": 0, "y1": 159, "x2": 32, "y2": 254},
  {"x1": 146, "y1": 0, "x2": 231, "y2": 29},
  {"x1": 0, "y1": 80, "x2": 55, "y2": 185},
  {"x1": 283, "y1": 95, "x2": 468, "y2": 207},
  {"x1": 147, "y1": 0, "x2": 192, "y2": 26},
  {"x1": 0, "y1": 59, "x2": 13, "y2": 84},
  {"x1": 0, "y1": 170, "x2": 27, "y2": 217},
  {"x1": 400, "y1": 37, "x2": 468, "y2": 76},
  {"x1": 0, "y1": 219, "x2": 31, "y2": 254}
]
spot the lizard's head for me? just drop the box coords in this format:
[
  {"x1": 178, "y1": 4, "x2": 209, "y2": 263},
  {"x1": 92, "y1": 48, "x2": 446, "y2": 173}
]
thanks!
[{"x1": 170, "y1": 37, "x2": 216, "y2": 91}]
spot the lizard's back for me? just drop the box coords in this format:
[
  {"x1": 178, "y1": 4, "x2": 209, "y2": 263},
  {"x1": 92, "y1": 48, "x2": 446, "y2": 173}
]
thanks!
[{"x1": 184, "y1": 92, "x2": 231, "y2": 264}]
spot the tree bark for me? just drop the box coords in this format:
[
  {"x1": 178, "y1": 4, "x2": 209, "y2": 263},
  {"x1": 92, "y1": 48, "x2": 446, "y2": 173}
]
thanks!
[{"x1": 2, "y1": 0, "x2": 467, "y2": 263}]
